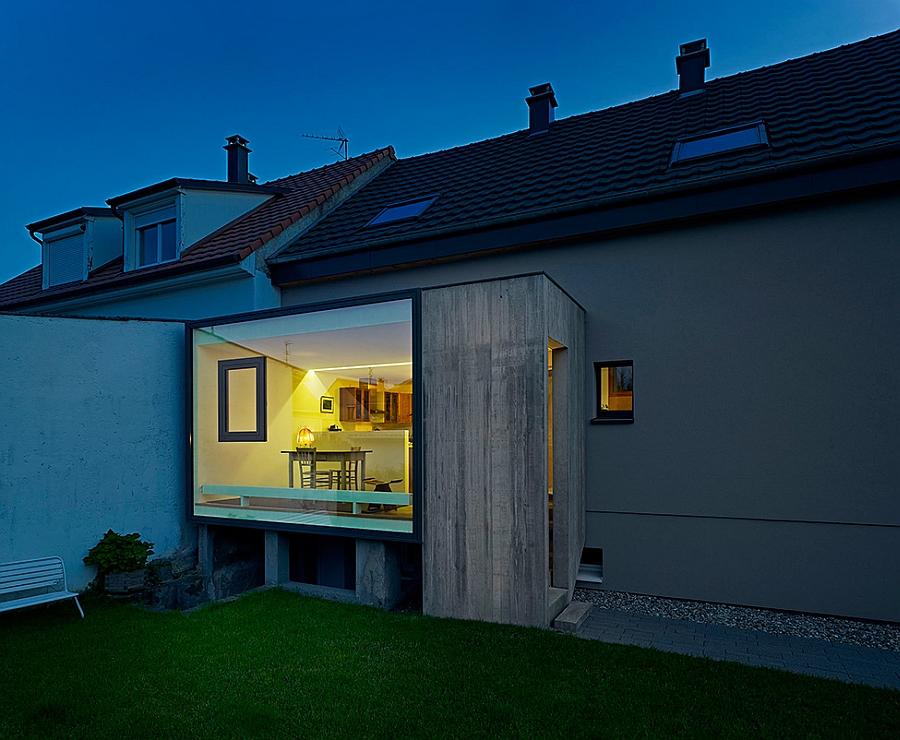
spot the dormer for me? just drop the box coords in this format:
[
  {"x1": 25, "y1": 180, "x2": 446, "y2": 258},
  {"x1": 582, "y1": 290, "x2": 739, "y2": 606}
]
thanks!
[
  {"x1": 107, "y1": 136, "x2": 284, "y2": 273},
  {"x1": 28, "y1": 208, "x2": 123, "y2": 289}
]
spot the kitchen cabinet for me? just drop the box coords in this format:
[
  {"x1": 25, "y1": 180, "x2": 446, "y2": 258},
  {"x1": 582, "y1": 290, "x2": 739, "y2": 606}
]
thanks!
[{"x1": 340, "y1": 387, "x2": 371, "y2": 422}]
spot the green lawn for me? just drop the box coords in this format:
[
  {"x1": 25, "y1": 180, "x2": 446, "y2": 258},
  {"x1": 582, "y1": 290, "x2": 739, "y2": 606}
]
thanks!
[{"x1": 0, "y1": 588, "x2": 897, "y2": 739}]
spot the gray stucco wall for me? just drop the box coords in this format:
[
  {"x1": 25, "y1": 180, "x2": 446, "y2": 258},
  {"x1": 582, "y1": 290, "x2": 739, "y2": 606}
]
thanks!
[
  {"x1": 282, "y1": 192, "x2": 900, "y2": 621},
  {"x1": 0, "y1": 314, "x2": 187, "y2": 590}
]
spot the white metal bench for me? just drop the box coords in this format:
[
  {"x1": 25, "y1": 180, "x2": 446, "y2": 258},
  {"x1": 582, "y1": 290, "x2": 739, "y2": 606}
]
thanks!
[{"x1": 0, "y1": 556, "x2": 84, "y2": 618}]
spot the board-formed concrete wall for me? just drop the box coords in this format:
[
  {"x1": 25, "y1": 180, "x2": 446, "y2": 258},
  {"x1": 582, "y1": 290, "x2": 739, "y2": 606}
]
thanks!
[
  {"x1": 0, "y1": 314, "x2": 187, "y2": 589},
  {"x1": 420, "y1": 275, "x2": 584, "y2": 627}
]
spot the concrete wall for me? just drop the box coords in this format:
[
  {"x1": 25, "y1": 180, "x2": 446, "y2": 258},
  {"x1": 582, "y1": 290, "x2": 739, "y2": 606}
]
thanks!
[
  {"x1": 421, "y1": 276, "x2": 548, "y2": 626},
  {"x1": 547, "y1": 283, "x2": 586, "y2": 597},
  {"x1": 419, "y1": 275, "x2": 583, "y2": 627},
  {"x1": 282, "y1": 192, "x2": 900, "y2": 621},
  {"x1": 0, "y1": 314, "x2": 187, "y2": 590}
]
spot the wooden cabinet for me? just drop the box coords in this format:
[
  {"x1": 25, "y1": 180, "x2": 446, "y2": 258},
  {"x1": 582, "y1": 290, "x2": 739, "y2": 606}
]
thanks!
[
  {"x1": 382, "y1": 392, "x2": 413, "y2": 424},
  {"x1": 340, "y1": 387, "x2": 412, "y2": 424},
  {"x1": 398, "y1": 393, "x2": 412, "y2": 424},
  {"x1": 340, "y1": 387, "x2": 371, "y2": 422}
]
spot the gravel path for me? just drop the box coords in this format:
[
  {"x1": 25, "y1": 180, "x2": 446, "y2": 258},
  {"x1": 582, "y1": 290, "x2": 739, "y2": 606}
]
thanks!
[{"x1": 574, "y1": 588, "x2": 900, "y2": 652}]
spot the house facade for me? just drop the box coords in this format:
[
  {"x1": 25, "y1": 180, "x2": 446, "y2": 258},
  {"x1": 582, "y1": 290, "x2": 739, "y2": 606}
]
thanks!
[{"x1": 2, "y1": 31, "x2": 899, "y2": 625}]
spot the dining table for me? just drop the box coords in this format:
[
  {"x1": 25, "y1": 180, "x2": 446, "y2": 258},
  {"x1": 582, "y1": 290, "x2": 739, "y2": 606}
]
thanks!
[{"x1": 282, "y1": 449, "x2": 371, "y2": 490}]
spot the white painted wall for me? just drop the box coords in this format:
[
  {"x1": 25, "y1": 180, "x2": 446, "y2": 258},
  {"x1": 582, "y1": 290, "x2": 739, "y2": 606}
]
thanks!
[
  {"x1": 180, "y1": 189, "x2": 272, "y2": 248},
  {"x1": 0, "y1": 314, "x2": 186, "y2": 590},
  {"x1": 33, "y1": 265, "x2": 281, "y2": 322}
]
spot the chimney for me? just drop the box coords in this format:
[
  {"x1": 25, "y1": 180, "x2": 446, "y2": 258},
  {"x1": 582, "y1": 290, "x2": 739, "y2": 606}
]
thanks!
[
  {"x1": 224, "y1": 135, "x2": 252, "y2": 184},
  {"x1": 526, "y1": 83, "x2": 558, "y2": 135},
  {"x1": 676, "y1": 39, "x2": 710, "y2": 95}
]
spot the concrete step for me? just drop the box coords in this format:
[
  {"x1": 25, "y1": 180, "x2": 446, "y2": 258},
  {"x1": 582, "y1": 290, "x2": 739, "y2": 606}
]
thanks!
[
  {"x1": 553, "y1": 600, "x2": 593, "y2": 633},
  {"x1": 548, "y1": 587, "x2": 568, "y2": 623}
]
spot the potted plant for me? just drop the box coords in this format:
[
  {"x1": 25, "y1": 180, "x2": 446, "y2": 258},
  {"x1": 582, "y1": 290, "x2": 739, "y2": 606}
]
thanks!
[{"x1": 84, "y1": 529, "x2": 155, "y2": 594}]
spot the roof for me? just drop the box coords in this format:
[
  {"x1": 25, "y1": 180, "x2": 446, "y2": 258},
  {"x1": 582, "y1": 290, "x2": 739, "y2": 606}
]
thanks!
[
  {"x1": 271, "y1": 30, "x2": 900, "y2": 280},
  {"x1": 0, "y1": 148, "x2": 395, "y2": 309},
  {"x1": 27, "y1": 207, "x2": 116, "y2": 232},
  {"x1": 105, "y1": 179, "x2": 286, "y2": 209}
]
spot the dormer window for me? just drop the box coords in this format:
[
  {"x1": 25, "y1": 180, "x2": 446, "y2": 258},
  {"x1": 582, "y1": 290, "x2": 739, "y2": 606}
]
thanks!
[
  {"x1": 138, "y1": 218, "x2": 177, "y2": 266},
  {"x1": 44, "y1": 225, "x2": 86, "y2": 286},
  {"x1": 28, "y1": 208, "x2": 123, "y2": 290},
  {"x1": 133, "y1": 202, "x2": 178, "y2": 268}
]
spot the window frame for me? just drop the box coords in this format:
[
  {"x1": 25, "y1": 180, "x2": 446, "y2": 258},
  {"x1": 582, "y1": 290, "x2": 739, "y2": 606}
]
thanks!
[
  {"x1": 364, "y1": 195, "x2": 439, "y2": 228},
  {"x1": 185, "y1": 289, "x2": 423, "y2": 543},
  {"x1": 670, "y1": 121, "x2": 768, "y2": 165},
  {"x1": 137, "y1": 218, "x2": 177, "y2": 267},
  {"x1": 217, "y1": 356, "x2": 267, "y2": 442},
  {"x1": 124, "y1": 198, "x2": 179, "y2": 271},
  {"x1": 592, "y1": 360, "x2": 634, "y2": 424}
]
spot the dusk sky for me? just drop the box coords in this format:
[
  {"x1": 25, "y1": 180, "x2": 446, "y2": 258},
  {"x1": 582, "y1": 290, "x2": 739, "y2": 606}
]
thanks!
[{"x1": 0, "y1": 1, "x2": 896, "y2": 285}]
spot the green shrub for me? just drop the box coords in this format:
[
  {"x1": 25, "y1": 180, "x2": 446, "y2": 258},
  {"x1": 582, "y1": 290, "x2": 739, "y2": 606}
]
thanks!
[{"x1": 83, "y1": 529, "x2": 155, "y2": 574}]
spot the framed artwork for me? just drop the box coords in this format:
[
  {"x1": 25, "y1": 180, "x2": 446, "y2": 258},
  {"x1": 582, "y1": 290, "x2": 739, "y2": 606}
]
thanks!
[{"x1": 320, "y1": 396, "x2": 335, "y2": 414}]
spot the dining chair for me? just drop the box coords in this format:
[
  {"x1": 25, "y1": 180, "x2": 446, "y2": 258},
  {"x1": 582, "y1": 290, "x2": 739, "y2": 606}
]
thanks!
[
  {"x1": 296, "y1": 449, "x2": 334, "y2": 489},
  {"x1": 341, "y1": 446, "x2": 363, "y2": 490}
]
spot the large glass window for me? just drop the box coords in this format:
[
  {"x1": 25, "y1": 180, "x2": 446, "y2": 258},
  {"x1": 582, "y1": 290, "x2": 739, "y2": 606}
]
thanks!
[{"x1": 191, "y1": 298, "x2": 415, "y2": 535}]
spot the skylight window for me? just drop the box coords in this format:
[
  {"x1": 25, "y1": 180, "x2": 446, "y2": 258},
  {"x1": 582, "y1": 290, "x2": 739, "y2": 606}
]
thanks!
[
  {"x1": 366, "y1": 195, "x2": 438, "y2": 227},
  {"x1": 671, "y1": 122, "x2": 768, "y2": 165}
]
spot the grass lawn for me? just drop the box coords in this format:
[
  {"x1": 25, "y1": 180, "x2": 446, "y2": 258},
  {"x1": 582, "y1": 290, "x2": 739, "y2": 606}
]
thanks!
[{"x1": 0, "y1": 588, "x2": 898, "y2": 739}]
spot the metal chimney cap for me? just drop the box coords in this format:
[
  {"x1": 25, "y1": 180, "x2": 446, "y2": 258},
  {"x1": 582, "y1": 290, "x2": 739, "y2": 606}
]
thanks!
[
  {"x1": 224, "y1": 134, "x2": 251, "y2": 150},
  {"x1": 527, "y1": 83, "x2": 558, "y2": 107},
  {"x1": 679, "y1": 39, "x2": 707, "y2": 57}
]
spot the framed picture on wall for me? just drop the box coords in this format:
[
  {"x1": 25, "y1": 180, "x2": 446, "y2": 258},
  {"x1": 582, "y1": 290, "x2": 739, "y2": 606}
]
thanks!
[{"x1": 320, "y1": 396, "x2": 334, "y2": 414}]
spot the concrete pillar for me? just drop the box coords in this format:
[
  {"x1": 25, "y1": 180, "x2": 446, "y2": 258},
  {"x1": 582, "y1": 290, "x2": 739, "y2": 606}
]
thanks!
[
  {"x1": 356, "y1": 539, "x2": 402, "y2": 609},
  {"x1": 264, "y1": 531, "x2": 291, "y2": 586},
  {"x1": 197, "y1": 524, "x2": 216, "y2": 601}
]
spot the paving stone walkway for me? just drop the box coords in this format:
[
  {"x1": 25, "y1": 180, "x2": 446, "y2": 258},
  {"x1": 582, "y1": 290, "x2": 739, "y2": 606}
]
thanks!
[{"x1": 576, "y1": 608, "x2": 900, "y2": 690}]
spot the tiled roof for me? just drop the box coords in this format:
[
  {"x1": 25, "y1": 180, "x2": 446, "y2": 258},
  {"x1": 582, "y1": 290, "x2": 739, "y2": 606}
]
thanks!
[
  {"x1": 0, "y1": 148, "x2": 395, "y2": 309},
  {"x1": 274, "y1": 30, "x2": 900, "y2": 263}
]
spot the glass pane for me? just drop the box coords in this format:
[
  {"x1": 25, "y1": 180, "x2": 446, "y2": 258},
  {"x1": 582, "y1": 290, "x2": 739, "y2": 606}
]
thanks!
[
  {"x1": 597, "y1": 362, "x2": 633, "y2": 416},
  {"x1": 367, "y1": 197, "x2": 435, "y2": 226},
  {"x1": 193, "y1": 299, "x2": 414, "y2": 535},
  {"x1": 677, "y1": 125, "x2": 763, "y2": 161},
  {"x1": 226, "y1": 367, "x2": 258, "y2": 432},
  {"x1": 138, "y1": 225, "x2": 157, "y2": 266},
  {"x1": 160, "y1": 220, "x2": 177, "y2": 261}
]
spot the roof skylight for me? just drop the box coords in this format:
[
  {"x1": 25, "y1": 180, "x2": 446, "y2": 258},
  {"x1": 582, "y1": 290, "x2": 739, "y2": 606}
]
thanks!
[
  {"x1": 671, "y1": 122, "x2": 768, "y2": 165},
  {"x1": 366, "y1": 195, "x2": 438, "y2": 227}
]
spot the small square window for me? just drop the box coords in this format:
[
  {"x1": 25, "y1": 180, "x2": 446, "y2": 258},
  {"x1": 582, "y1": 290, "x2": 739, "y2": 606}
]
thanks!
[{"x1": 592, "y1": 360, "x2": 633, "y2": 423}]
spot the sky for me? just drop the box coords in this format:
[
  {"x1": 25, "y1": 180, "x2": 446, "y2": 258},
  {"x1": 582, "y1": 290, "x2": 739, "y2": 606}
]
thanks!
[{"x1": 0, "y1": 1, "x2": 897, "y2": 285}]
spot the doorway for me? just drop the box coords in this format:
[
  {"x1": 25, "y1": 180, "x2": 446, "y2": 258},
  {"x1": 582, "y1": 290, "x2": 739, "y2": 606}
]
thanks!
[{"x1": 548, "y1": 339, "x2": 565, "y2": 581}]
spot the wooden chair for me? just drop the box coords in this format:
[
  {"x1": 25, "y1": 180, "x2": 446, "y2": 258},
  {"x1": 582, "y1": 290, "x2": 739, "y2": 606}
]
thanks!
[
  {"x1": 295, "y1": 449, "x2": 334, "y2": 489},
  {"x1": 339, "y1": 446, "x2": 363, "y2": 490}
]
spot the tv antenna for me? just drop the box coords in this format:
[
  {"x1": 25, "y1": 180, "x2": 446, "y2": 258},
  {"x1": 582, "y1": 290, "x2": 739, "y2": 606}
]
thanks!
[{"x1": 302, "y1": 127, "x2": 349, "y2": 160}]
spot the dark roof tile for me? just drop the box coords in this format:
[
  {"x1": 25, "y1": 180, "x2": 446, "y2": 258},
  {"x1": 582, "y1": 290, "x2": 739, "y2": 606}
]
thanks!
[{"x1": 274, "y1": 29, "x2": 900, "y2": 263}]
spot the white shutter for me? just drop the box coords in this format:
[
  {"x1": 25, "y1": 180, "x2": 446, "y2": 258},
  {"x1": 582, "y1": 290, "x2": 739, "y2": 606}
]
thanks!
[{"x1": 47, "y1": 233, "x2": 85, "y2": 286}]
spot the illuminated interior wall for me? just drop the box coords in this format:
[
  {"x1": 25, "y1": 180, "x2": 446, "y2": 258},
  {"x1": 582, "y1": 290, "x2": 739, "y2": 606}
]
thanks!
[{"x1": 194, "y1": 342, "x2": 293, "y2": 489}]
